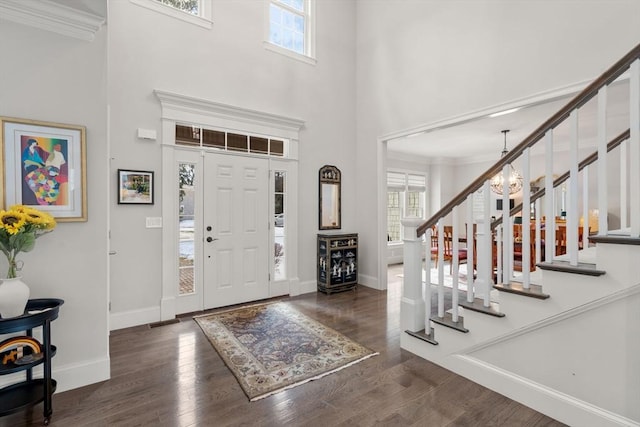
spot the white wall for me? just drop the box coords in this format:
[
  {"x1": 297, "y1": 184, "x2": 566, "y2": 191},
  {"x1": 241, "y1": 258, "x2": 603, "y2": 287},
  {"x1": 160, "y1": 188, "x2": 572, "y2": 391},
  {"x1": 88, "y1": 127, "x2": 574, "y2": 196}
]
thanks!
[
  {"x1": 356, "y1": 0, "x2": 640, "y2": 283},
  {"x1": 108, "y1": 0, "x2": 358, "y2": 323},
  {"x1": 0, "y1": 20, "x2": 109, "y2": 390}
]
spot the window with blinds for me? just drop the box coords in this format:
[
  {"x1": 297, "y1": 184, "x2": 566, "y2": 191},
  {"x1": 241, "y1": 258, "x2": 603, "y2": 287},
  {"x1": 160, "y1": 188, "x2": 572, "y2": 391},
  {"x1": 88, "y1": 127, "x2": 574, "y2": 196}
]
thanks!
[{"x1": 387, "y1": 171, "x2": 426, "y2": 243}]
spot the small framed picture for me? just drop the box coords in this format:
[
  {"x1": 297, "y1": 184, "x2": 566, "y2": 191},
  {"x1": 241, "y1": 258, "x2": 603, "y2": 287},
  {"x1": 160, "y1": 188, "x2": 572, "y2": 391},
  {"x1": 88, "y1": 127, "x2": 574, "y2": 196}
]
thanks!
[
  {"x1": 117, "y1": 169, "x2": 154, "y2": 205},
  {"x1": 1, "y1": 116, "x2": 87, "y2": 221}
]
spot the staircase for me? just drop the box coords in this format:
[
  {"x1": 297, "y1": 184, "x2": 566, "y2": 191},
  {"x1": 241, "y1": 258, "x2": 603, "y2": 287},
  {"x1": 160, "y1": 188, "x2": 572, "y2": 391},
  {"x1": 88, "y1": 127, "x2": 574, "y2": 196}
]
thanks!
[{"x1": 400, "y1": 43, "x2": 640, "y2": 427}]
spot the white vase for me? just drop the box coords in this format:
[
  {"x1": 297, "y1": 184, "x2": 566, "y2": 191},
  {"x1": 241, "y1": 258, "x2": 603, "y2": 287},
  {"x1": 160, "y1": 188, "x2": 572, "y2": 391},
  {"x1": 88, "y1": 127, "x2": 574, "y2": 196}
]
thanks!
[{"x1": 0, "y1": 277, "x2": 30, "y2": 318}]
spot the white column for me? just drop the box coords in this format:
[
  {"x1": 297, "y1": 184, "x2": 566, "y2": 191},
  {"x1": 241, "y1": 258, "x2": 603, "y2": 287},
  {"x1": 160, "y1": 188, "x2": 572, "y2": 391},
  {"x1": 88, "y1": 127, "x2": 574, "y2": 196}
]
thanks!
[
  {"x1": 423, "y1": 227, "x2": 433, "y2": 334},
  {"x1": 400, "y1": 218, "x2": 425, "y2": 332}
]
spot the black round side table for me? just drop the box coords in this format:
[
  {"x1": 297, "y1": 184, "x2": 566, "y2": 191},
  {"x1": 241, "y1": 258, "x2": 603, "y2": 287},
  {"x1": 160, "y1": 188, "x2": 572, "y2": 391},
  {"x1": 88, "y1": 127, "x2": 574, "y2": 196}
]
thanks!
[{"x1": 0, "y1": 298, "x2": 64, "y2": 425}]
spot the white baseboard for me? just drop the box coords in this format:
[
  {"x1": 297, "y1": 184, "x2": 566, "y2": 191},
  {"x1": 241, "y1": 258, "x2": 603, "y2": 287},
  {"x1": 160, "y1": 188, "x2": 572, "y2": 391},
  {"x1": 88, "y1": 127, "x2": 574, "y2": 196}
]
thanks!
[
  {"x1": 110, "y1": 306, "x2": 160, "y2": 331},
  {"x1": 358, "y1": 274, "x2": 379, "y2": 290},
  {"x1": 297, "y1": 279, "x2": 317, "y2": 295},
  {"x1": 0, "y1": 355, "x2": 111, "y2": 393},
  {"x1": 54, "y1": 356, "x2": 111, "y2": 393}
]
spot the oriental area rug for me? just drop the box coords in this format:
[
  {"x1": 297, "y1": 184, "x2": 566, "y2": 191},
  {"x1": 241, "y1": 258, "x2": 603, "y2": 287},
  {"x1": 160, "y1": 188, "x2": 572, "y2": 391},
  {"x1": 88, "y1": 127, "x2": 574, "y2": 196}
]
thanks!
[{"x1": 194, "y1": 302, "x2": 378, "y2": 401}]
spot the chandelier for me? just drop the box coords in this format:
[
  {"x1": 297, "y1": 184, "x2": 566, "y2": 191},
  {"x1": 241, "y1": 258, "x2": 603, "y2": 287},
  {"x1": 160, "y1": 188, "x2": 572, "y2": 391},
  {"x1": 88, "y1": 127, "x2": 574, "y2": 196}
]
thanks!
[{"x1": 490, "y1": 129, "x2": 523, "y2": 195}]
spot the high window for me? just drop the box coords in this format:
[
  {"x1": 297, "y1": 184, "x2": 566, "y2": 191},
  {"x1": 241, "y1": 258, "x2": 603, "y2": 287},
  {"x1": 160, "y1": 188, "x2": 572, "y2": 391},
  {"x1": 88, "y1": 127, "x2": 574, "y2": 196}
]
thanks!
[
  {"x1": 387, "y1": 171, "x2": 426, "y2": 243},
  {"x1": 156, "y1": 0, "x2": 199, "y2": 15},
  {"x1": 131, "y1": 0, "x2": 212, "y2": 28},
  {"x1": 267, "y1": 0, "x2": 315, "y2": 62}
]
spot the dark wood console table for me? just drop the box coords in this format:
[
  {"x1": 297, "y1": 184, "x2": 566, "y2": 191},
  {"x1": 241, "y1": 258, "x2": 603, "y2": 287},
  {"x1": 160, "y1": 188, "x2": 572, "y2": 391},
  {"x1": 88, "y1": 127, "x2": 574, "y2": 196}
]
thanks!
[{"x1": 0, "y1": 298, "x2": 64, "y2": 425}]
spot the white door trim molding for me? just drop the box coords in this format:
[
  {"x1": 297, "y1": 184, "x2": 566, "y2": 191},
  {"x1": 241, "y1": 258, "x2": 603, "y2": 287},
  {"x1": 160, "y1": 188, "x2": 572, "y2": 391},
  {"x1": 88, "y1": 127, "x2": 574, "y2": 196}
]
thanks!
[
  {"x1": 154, "y1": 90, "x2": 305, "y2": 158},
  {"x1": 156, "y1": 91, "x2": 305, "y2": 320}
]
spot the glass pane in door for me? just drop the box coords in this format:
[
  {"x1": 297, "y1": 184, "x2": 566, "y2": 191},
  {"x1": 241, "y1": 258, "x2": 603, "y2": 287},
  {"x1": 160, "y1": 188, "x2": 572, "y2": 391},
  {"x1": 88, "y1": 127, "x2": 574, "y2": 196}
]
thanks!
[
  {"x1": 274, "y1": 171, "x2": 286, "y2": 280},
  {"x1": 179, "y1": 163, "x2": 195, "y2": 295}
]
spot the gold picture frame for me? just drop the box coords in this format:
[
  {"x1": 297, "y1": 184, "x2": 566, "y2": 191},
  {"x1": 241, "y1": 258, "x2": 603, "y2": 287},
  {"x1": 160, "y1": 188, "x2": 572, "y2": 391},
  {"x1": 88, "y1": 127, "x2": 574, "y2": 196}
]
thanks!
[
  {"x1": 319, "y1": 165, "x2": 341, "y2": 230},
  {"x1": 1, "y1": 117, "x2": 87, "y2": 222}
]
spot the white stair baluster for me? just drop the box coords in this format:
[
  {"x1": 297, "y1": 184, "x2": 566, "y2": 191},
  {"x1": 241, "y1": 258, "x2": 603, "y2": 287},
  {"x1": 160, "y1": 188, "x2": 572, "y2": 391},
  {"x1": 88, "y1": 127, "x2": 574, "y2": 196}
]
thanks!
[
  {"x1": 466, "y1": 195, "x2": 474, "y2": 304},
  {"x1": 597, "y1": 86, "x2": 609, "y2": 236},
  {"x1": 522, "y1": 147, "x2": 531, "y2": 288},
  {"x1": 437, "y1": 221, "x2": 445, "y2": 318},
  {"x1": 545, "y1": 130, "x2": 555, "y2": 262},
  {"x1": 569, "y1": 110, "x2": 579, "y2": 266},
  {"x1": 451, "y1": 207, "x2": 460, "y2": 323},
  {"x1": 630, "y1": 59, "x2": 640, "y2": 237}
]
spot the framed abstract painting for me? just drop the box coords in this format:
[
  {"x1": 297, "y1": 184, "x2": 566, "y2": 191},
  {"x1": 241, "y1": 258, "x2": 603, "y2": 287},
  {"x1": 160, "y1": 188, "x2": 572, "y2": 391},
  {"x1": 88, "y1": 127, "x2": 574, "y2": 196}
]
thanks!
[{"x1": 1, "y1": 117, "x2": 87, "y2": 222}]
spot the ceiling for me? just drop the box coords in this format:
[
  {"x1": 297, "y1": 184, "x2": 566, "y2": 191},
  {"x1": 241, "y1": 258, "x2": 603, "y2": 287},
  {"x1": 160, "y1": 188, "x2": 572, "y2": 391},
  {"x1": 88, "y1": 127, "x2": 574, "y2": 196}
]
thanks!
[{"x1": 387, "y1": 78, "x2": 631, "y2": 164}]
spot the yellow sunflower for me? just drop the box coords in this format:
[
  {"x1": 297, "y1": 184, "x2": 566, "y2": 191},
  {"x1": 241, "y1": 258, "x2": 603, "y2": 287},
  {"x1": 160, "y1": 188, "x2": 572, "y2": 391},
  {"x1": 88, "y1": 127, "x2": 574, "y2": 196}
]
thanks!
[
  {"x1": 0, "y1": 209, "x2": 27, "y2": 235},
  {"x1": 14, "y1": 205, "x2": 56, "y2": 230}
]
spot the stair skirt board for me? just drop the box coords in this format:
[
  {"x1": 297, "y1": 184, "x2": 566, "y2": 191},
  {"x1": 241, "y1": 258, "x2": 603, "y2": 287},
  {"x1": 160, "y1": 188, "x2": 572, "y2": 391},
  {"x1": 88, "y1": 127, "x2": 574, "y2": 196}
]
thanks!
[
  {"x1": 448, "y1": 355, "x2": 638, "y2": 427},
  {"x1": 403, "y1": 284, "x2": 640, "y2": 426}
]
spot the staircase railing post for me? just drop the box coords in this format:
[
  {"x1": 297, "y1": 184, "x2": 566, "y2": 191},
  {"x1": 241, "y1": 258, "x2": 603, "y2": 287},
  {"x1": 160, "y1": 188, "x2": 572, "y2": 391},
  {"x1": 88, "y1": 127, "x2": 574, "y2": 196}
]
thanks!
[{"x1": 401, "y1": 218, "x2": 425, "y2": 332}]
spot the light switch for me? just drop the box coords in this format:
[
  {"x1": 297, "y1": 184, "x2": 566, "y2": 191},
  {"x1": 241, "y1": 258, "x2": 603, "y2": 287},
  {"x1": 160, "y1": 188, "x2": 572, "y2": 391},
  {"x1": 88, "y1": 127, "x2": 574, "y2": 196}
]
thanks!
[{"x1": 146, "y1": 217, "x2": 162, "y2": 228}]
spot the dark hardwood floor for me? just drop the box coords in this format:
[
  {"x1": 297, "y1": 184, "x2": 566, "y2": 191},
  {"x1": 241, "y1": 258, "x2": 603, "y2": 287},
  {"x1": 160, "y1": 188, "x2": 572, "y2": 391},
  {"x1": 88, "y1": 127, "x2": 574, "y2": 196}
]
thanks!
[{"x1": 3, "y1": 266, "x2": 565, "y2": 426}]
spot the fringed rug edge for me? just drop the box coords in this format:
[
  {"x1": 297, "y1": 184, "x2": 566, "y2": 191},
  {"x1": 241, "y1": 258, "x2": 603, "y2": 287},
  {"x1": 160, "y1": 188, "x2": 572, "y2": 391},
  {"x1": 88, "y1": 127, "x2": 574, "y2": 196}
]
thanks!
[{"x1": 249, "y1": 351, "x2": 380, "y2": 402}]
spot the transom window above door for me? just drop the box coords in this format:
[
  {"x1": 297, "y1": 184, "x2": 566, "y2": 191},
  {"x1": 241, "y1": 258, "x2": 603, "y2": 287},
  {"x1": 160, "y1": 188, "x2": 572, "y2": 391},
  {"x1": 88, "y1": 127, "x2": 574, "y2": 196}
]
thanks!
[{"x1": 175, "y1": 124, "x2": 287, "y2": 157}]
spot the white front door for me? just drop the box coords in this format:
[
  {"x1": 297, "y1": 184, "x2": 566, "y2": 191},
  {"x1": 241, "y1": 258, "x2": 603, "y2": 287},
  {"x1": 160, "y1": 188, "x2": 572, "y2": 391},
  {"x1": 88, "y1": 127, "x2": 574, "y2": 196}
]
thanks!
[{"x1": 202, "y1": 153, "x2": 269, "y2": 309}]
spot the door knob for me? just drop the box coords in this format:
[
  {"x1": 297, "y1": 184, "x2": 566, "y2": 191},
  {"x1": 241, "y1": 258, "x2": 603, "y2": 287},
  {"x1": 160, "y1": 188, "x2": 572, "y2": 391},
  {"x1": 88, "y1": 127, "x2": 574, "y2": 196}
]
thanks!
[{"x1": 206, "y1": 237, "x2": 218, "y2": 243}]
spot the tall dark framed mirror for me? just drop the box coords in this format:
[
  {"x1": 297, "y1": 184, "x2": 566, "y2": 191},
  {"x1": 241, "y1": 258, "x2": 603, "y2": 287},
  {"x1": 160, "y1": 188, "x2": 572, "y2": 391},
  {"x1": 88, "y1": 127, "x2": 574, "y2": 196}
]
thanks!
[{"x1": 319, "y1": 165, "x2": 341, "y2": 230}]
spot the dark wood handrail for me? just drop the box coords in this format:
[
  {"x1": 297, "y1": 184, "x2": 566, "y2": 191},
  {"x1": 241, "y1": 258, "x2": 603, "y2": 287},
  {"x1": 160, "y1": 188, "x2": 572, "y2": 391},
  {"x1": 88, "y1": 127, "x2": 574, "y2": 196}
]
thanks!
[
  {"x1": 417, "y1": 42, "x2": 640, "y2": 237},
  {"x1": 491, "y1": 128, "x2": 631, "y2": 227}
]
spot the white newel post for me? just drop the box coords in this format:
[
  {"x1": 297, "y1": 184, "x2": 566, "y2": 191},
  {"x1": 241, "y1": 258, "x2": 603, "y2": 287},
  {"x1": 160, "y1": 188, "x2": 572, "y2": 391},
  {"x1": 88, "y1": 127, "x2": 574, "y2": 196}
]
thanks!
[{"x1": 401, "y1": 218, "x2": 425, "y2": 332}]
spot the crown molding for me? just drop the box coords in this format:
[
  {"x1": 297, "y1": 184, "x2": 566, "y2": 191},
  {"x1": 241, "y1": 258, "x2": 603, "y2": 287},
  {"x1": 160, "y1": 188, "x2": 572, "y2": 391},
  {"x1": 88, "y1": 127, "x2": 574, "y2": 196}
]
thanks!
[
  {"x1": 0, "y1": 0, "x2": 105, "y2": 42},
  {"x1": 154, "y1": 90, "x2": 306, "y2": 136}
]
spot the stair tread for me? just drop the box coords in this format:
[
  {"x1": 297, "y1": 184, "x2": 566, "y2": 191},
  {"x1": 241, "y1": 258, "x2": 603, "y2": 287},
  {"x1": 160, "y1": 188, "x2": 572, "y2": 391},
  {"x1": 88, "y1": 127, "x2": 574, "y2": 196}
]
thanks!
[
  {"x1": 430, "y1": 312, "x2": 469, "y2": 333},
  {"x1": 459, "y1": 298, "x2": 505, "y2": 317},
  {"x1": 589, "y1": 234, "x2": 640, "y2": 245},
  {"x1": 493, "y1": 282, "x2": 550, "y2": 300},
  {"x1": 405, "y1": 329, "x2": 438, "y2": 345},
  {"x1": 537, "y1": 260, "x2": 606, "y2": 276}
]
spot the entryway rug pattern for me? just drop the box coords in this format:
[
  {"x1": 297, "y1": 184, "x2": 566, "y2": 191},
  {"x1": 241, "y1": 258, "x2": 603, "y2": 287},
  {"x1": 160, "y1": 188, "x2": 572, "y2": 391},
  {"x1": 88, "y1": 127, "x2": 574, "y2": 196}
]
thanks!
[{"x1": 194, "y1": 302, "x2": 378, "y2": 401}]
